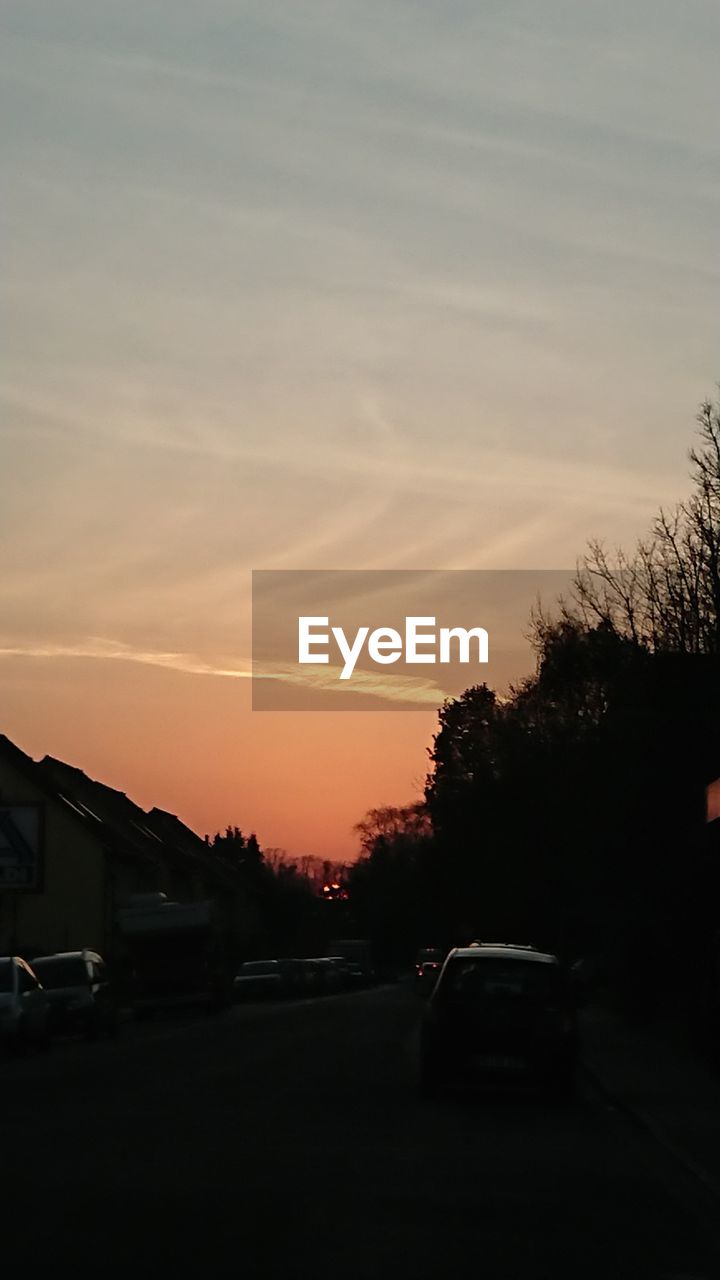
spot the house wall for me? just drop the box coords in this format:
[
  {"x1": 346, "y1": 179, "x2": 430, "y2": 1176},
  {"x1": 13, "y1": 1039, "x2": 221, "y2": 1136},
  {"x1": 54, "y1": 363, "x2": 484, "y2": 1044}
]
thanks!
[{"x1": 0, "y1": 757, "x2": 106, "y2": 956}]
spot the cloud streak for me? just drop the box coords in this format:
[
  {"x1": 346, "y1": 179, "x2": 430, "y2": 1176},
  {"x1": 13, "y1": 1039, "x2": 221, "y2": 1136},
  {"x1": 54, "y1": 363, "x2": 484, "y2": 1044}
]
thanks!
[
  {"x1": 0, "y1": 639, "x2": 253, "y2": 680},
  {"x1": 0, "y1": 638, "x2": 446, "y2": 706}
]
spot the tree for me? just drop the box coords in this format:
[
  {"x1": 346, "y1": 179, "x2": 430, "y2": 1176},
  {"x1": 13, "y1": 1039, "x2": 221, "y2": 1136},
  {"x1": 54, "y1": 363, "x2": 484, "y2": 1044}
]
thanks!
[
  {"x1": 210, "y1": 826, "x2": 265, "y2": 877},
  {"x1": 347, "y1": 803, "x2": 435, "y2": 962},
  {"x1": 570, "y1": 395, "x2": 720, "y2": 655},
  {"x1": 354, "y1": 803, "x2": 431, "y2": 856},
  {"x1": 350, "y1": 390, "x2": 720, "y2": 1007}
]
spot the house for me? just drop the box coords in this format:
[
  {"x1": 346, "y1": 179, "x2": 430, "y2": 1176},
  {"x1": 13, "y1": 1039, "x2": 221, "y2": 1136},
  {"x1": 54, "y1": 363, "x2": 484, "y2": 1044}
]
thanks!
[{"x1": 0, "y1": 733, "x2": 254, "y2": 960}]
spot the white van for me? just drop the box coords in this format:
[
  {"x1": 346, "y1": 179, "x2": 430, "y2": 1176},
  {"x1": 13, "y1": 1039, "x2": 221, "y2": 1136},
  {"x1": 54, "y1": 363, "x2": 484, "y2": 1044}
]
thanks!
[{"x1": 0, "y1": 956, "x2": 51, "y2": 1050}]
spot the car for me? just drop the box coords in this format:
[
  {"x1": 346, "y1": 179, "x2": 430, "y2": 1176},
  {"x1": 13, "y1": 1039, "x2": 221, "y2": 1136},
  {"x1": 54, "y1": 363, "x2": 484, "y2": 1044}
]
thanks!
[
  {"x1": 344, "y1": 960, "x2": 366, "y2": 987},
  {"x1": 0, "y1": 956, "x2": 51, "y2": 1051},
  {"x1": 289, "y1": 958, "x2": 324, "y2": 995},
  {"x1": 274, "y1": 958, "x2": 310, "y2": 998},
  {"x1": 233, "y1": 959, "x2": 286, "y2": 1000},
  {"x1": 327, "y1": 956, "x2": 354, "y2": 988},
  {"x1": 415, "y1": 947, "x2": 445, "y2": 979},
  {"x1": 31, "y1": 950, "x2": 117, "y2": 1039},
  {"x1": 309, "y1": 958, "x2": 345, "y2": 995},
  {"x1": 416, "y1": 959, "x2": 442, "y2": 991},
  {"x1": 419, "y1": 944, "x2": 577, "y2": 1099}
]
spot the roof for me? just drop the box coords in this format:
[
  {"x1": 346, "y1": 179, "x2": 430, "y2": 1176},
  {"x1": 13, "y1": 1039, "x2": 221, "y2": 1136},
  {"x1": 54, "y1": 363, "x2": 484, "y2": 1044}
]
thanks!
[
  {"x1": 32, "y1": 950, "x2": 102, "y2": 963},
  {"x1": 40, "y1": 754, "x2": 168, "y2": 872},
  {"x1": 0, "y1": 735, "x2": 152, "y2": 870},
  {"x1": 450, "y1": 945, "x2": 559, "y2": 965},
  {"x1": 0, "y1": 733, "x2": 236, "y2": 895}
]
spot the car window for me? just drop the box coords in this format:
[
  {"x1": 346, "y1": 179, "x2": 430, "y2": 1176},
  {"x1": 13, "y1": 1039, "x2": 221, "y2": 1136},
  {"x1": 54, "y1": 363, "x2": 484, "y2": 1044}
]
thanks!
[
  {"x1": 32, "y1": 958, "x2": 88, "y2": 989},
  {"x1": 0, "y1": 959, "x2": 14, "y2": 992},
  {"x1": 441, "y1": 959, "x2": 565, "y2": 1003}
]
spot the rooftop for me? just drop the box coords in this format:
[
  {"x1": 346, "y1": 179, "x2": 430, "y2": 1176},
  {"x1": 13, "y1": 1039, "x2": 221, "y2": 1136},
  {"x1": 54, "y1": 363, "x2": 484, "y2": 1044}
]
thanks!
[{"x1": 0, "y1": 733, "x2": 228, "y2": 889}]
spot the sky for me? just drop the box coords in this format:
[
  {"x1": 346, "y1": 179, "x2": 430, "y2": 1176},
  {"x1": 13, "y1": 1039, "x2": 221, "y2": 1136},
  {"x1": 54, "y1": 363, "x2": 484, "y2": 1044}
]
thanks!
[{"x1": 1, "y1": 0, "x2": 718, "y2": 858}]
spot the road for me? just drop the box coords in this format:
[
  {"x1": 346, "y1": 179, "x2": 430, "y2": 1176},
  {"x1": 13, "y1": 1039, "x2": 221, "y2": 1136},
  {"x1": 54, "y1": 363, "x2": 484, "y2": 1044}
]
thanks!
[{"x1": 4, "y1": 981, "x2": 720, "y2": 1277}]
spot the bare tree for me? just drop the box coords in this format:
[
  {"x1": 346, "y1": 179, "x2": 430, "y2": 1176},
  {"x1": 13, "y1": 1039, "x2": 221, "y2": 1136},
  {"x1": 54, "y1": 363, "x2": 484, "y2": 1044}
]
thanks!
[{"x1": 562, "y1": 395, "x2": 720, "y2": 656}]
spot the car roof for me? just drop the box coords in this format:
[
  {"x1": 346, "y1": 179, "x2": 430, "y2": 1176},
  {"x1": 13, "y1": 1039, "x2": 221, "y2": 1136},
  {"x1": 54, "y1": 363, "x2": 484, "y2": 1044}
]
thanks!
[
  {"x1": 448, "y1": 945, "x2": 559, "y2": 965},
  {"x1": 32, "y1": 951, "x2": 100, "y2": 963}
]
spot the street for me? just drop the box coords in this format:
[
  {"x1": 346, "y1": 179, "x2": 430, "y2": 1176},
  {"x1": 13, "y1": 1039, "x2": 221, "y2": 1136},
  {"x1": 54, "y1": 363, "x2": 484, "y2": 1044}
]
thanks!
[{"x1": 4, "y1": 982, "x2": 720, "y2": 1278}]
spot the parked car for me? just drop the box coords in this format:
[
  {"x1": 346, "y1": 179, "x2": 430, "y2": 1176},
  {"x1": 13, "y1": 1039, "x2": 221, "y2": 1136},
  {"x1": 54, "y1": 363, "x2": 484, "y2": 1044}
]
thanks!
[
  {"x1": 328, "y1": 939, "x2": 375, "y2": 983},
  {"x1": 327, "y1": 956, "x2": 353, "y2": 988},
  {"x1": 0, "y1": 956, "x2": 51, "y2": 1051},
  {"x1": 276, "y1": 958, "x2": 311, "y2": 998},
  {"x1": 420, "y1": 943, "x2": 577, "y2": 1099},
  {"x1": 233, "y1": 960, "x2": 286, "y2": 1000},
  {"x1": 301, "y1": 958, "x2": 326, "y2": 995},
  {"x1": 345, "y1": 960, "x2": 366, "y2": 987},
  {"x1": 310, "y1": 958, "x2": 345, "y2": 995},
  {"x1": 31, "y1": 950, "x2": 116, "y2": 1039}
]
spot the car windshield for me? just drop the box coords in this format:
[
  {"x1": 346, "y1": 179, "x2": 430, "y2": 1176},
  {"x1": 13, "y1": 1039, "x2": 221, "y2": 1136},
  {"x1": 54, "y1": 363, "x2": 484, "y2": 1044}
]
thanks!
[
  {"x1": 32, "y1": 958, "x2": 88, "y2": 989},
  {"x1": 442, "y1": 958, "x2": 565, "y2": 1003},
  {"x1": 0, "y1": 960, "x2": 14, "y2": 992}
]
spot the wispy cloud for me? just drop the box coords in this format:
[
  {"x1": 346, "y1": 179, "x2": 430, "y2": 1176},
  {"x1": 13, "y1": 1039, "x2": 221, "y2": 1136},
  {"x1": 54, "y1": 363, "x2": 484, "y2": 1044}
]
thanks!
[
  {"x1": 0, "y1": 638, "x2": 445, "y2": 706},
  {"x1": 0, "y1": 638, "x2": 253, "y2": 680},
  {"x1": 254, "y1": 664, "x2": 444, "y2": 706}
]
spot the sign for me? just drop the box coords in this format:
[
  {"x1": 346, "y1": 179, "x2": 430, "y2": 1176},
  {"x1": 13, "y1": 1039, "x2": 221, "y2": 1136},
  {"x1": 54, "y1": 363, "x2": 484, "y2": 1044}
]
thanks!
[{"x1": 0, "y1": 805, "x2": 42, "y2": 889}]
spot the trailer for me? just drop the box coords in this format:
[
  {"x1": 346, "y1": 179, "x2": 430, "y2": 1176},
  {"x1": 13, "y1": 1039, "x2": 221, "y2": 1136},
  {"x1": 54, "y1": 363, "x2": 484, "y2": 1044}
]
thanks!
[{"x1": 115, "y1": 893, "x2": 231, "y2": 1016}]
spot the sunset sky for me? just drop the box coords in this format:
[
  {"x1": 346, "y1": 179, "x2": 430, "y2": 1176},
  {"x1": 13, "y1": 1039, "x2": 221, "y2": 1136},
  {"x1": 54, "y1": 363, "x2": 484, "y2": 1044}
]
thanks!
[{"x1": 2, "y1": 1, "x2": 718, "y2": 858}]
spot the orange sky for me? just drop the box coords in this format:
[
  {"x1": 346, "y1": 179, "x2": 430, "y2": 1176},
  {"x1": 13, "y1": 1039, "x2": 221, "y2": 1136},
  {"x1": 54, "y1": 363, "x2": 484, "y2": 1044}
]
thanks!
[{"x1": 0, "y1": 654, "x2": 438, "y2": 860}]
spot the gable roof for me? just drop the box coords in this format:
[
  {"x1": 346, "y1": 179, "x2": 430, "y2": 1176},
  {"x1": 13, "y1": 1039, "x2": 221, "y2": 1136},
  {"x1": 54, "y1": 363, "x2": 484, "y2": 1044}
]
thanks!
[{"x1": 0, "y1": 734, "x2": 218, "y2": 885}]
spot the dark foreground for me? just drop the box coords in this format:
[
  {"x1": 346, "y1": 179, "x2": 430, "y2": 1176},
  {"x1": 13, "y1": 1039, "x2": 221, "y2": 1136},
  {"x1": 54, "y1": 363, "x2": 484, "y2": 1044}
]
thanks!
[{"x1": 4, "y1": 982, "x2": 720, "y2": 1278}]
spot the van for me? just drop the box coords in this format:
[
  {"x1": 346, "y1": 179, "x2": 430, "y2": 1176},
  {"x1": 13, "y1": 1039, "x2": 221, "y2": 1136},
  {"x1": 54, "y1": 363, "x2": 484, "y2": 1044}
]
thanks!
[
  {"x1": 32, "y1": 950, "x2": 116, "y2": 1039},
  {"x1": 0, "y1": 956, "x2": 51, "y2": 1050}
]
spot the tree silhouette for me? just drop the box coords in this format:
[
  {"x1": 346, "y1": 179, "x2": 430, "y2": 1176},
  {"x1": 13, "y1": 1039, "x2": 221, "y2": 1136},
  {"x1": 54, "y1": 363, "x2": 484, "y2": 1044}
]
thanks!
[{"x1": 346, "y1": 392, "x2": 720, "y2": 1015}]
